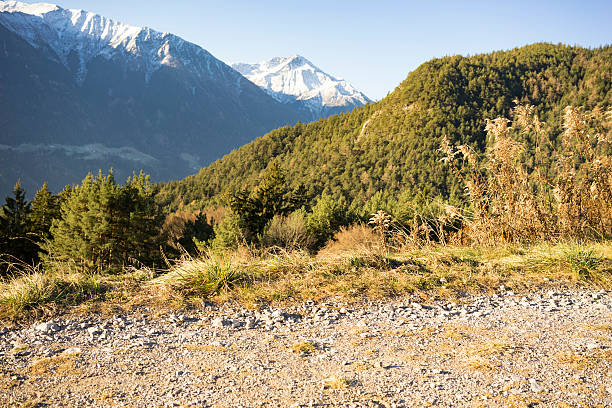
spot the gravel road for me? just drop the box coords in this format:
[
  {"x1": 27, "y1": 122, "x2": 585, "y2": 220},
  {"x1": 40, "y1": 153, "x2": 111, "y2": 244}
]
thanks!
[{"x1": 1, "y1": 289, "x2": 611, "y2": 407}]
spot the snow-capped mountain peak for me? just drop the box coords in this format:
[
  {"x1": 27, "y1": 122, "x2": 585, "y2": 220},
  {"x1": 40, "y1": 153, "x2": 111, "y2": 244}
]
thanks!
[
  {"x1": 0, "y1": 1, "x2": 235, "y2": 84},
  {"x1": 0, "y1": 1, "x2": 59, "y2": 15},
  {"x1": 232, "y1": 55, "x2": 371, "y2": 116}
]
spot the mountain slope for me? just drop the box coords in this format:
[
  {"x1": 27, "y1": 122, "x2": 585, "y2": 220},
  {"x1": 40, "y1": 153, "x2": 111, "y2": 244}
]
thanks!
[
  {"x1": 157, "y1": 43, "x2": 612, "y2": 212},
  {"x1": 232, "y1": 55, "x2": 371, "y2": 121},
  {"x1": 0, "y1": 1, "x2": 302, "y2": 196}
]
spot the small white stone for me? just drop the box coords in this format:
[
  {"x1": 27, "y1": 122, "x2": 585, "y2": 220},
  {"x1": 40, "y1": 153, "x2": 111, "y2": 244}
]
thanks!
[
  {"x1": 211, "y1": 317, "x2": 226, "y2": 328},
  {"x1": 35, "y1": 321, "x2": 59, "y2": 333}
]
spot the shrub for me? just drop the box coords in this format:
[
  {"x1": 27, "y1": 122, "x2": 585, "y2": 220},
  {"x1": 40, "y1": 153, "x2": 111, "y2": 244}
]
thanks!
[
  {"x1": 261, "y1": 209, "x2": 315, "y2": 250},
  {"x1": 210, "y1": 212, "x2": 245, "y2": 251},
  {"x1": 306, "y1": 195, "x2": 353, "y2": 249}
]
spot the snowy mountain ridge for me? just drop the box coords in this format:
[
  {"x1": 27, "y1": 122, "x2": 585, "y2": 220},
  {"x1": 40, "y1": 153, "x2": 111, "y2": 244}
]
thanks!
[
  {"x1": 0, "y1": 1, "x2": 237, "y2": 84},
  {"x1": 232, "y1": 55, "x2": 371, "y2": 115},
  {"x1": 0, "y1": 1, "x2": 305, "y2": 197},
  {"x1": 0, "y1": 1, "x2": 371, "y2": 116}
]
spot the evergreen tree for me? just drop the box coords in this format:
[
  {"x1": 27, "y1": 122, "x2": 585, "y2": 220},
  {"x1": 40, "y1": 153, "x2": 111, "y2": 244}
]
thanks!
[
  {"x1": 178, "y1": 213, "x2": 214, "y2": 253},
  {"x1": 226, "y1": 162, "x2": 307, "y2": 243},
  {"x1": 47, "y1": 170, "x2": 164, "y2": 272},
  {"x1": 120, "y1": 171, "x2": 166, "y2": 264},
  {"x1": 1, "y1": 181, "x2": 30, "y2": 232},
  {"x1": 0, "y1": 181, "x2": 38, "y2": 272},
  {"x1": 30, "y1": 182, "x2": 61, "y2": 242},
  {"x1": 306, "y1": 195, "x2": 354, "y2": 248}
]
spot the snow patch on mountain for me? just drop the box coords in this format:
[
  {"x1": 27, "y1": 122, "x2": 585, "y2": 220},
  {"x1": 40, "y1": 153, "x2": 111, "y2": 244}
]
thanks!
[
  {"x1": 0, "y1": 1, "x2": 240, "y2": 84},
  {"x1": 232, "y1": 55, "x2": 371, "y2": 114}
]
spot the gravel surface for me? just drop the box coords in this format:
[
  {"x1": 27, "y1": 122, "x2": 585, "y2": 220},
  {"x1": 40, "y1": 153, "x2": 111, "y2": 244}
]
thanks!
[{"x1": 1, "y1": 288, "x2": 611, "y2": 407}]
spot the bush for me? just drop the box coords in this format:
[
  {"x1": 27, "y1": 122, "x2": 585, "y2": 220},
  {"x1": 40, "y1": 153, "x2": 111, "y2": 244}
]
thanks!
[
  {"x1": 306, "y1": 195, "x2": 353, "y2": 249},
  {"x1": 261, "y1": 209, "x2": 315, "y2": 250},
  {"x1": 210, "y1": 212, "x2": 245, "y2": 251}
]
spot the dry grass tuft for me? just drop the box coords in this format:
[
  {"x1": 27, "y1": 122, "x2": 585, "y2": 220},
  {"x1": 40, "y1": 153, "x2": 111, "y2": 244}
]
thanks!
[
  {"x1": 0, "y1": 261, "x2": 108, "y2": 320},
  {"x1": 29, "y1": 352, "x2": 82, "y2": 377},
  {"x1": 290, "y1": 341, "x2": 319, "y2": 355},
  {"x1": 321, "y1": 375, "x2": 350, "y2": 390},
  {"x1": 18, "y1": 399, "x2": 46, "y2": 408},
  {"x1": 318, "y1": 224, "x2": 381, "y2": 256},
  {"x1": 183, "y1": 344, "x2": 227, "y2": 352},
  {"x1": 150, "y1": 253, "x2": 246, "y2": 298},
  {"x1": 462, "y1": 355, "x2": 498, "y2": 372},
  {"x1": 556, "y1": 349, "x2": 612, "y2": 371}
]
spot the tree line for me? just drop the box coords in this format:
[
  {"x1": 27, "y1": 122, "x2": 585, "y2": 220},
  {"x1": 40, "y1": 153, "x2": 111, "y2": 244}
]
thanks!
[
  {"x1": 0, "y1": 164, "x2": 356, "y2": 276},
  {"x1": 0, "y1": 171, "x2": 171, "y2": 275}
]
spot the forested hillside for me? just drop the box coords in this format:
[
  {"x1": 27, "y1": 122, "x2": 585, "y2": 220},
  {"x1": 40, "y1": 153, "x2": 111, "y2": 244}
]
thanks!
[{"x1": 156, "y1": 43, "x2": 611, "y2": 212}]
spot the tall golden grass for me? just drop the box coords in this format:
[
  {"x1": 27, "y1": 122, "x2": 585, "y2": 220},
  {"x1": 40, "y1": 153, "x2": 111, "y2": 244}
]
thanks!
[{"x1": 440, "y1": 103, "x2": 611, "y2": 244}]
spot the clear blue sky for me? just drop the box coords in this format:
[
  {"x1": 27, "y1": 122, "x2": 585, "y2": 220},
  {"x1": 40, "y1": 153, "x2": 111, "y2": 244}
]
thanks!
[{"x1": 24, "y1": 0, "x2": 612, "y2": 100}]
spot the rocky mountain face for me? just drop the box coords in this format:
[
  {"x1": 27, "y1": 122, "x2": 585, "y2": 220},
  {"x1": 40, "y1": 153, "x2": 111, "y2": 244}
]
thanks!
[
  {"x1": 0, "y1": 1, "x2": 302, "y2": 196},
  {"x1": 232, "y1": 55, "x2": 371, "y2": 121}
]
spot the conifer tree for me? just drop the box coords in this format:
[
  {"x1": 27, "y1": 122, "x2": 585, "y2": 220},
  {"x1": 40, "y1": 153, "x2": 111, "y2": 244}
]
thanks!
[
  {"x1": 120, "y1": 171, "x2": 165, "y2": 264},
  {"x1": 0, "y1": 181, "x2": 39, "y2": 271},
  {"x1": 1, "y1": 181, "x2": 30, "y2": 232},
  {"x1": 226, "y1": 161, "x2": 307, "y2": 243},
  {"x1": 30, "y1": 182, "x2": 61, "y2": 242},
  {"x1": 47, "y1": 170, "x2": 165, "y2": 272},
  {"x1": 178, "y1": 213, "x2": 214, "y2": 253}
]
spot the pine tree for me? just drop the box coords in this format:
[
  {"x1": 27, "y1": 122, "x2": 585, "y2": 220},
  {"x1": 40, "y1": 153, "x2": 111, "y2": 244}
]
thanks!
[
  {"x1": 120, "y1": 171, "x2": 165, "y2": 265},
  {"x1": 48, "y1": 171, "x2": 114, "y2": 270},
  {"x1": 178, "y1": 213, "x2": 214, "y2": 253},
  {"x1": 30, "y1": 182, "x2": 61, "y2": 242},
  {"x1": 1, "y1": 181, "x2": 30, "y2": 233},
  {"x1": 0, "y1": 181, "x2": 39, "y2": 272},
  {"x1": 226, "y1": 161, "x2": 307, "y2": 243},
  {"x1": 47, "y1": 170, "x2": 164, "y2": 272}
]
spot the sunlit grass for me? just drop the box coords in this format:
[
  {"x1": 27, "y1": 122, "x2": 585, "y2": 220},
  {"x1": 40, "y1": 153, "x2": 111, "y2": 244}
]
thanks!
[{"x1": 1, "y1": 240, "x2": 610, "y2": 321}]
